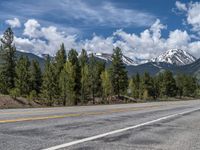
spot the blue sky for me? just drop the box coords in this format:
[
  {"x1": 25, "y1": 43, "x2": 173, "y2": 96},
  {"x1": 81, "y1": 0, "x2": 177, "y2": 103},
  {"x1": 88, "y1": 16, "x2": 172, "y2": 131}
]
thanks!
[{"x1": 0, "y1": 0, "x2": 200, "y2": 59}]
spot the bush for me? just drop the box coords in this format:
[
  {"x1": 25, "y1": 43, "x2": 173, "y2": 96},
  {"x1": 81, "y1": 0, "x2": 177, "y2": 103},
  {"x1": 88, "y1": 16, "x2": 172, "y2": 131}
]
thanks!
[
  {"x1": 29, "y1": 90, "x2": 37, "y2": 101},
  {"x1": 9, "y1": 88, "x2": 20, "y2": 100}
]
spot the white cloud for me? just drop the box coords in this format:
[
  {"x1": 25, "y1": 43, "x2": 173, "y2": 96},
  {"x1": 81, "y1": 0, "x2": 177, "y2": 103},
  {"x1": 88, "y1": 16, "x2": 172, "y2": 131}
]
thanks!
[
  {"x1": 187, "y1": 2, "x2": 200, "y2": 33},
  {"x1": 11, "y1": 18, "x2": 200, "y2": 59},
  {"x1": 175, "y1": 1, "x2": 187, "y2": 11},
  {"x1": 17, "y1": 19, "x2": 78, "y2": 56},
  {"x1": 82, "y1": 35, "x2": 114, "y2": 53},
  {"x1": 23, "y1": 19, "x2": 41, "y2": 38},
  {"x1": 175, "y1": 1, "x2": 200, "y2": 35},
  {"x1": 5, "y1": 18, "x2": 21, "y2": 28}
]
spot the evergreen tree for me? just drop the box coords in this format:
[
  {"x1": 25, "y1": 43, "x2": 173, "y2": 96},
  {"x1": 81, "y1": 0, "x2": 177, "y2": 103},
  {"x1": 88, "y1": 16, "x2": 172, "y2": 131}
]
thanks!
[
  {"x1": 79, "y1": 49, "x2": 88, "y2": 67},
  {"x1": 110, "y1": 47, "x2": 128, "y2": 97},
  {"x1": 176, "y1": 74, "x2": 184, "y2": 98},
  {"x1": 129, "y1": 73, "x2": 140, "y2": 98},
  {"x1": 177, "y1": 74, "x2": 198, "y2": 97},
  {"x1": 79, "y1": 49, "x2": 89, "y2": 103},
  {"x1": 41, "y1": 56, "x2": 57, "y2": 106},
  {"x1": 15, "y1": 56, "x2": 31, "y2": 96},
  {"x1": 101, "y1": 70, "x2": 112, "y2": 102},
  {"x1": 59, "y1": 61, "x2": 76, "y2": 105},
  {"x1": 30, "y1": 60, "x2": 42, "y2": 95},
  {"x1": 88, "y1": 54, "x2": 105, "y2": 104},
  {"x1": 54, "y1": 43, "x2": 67, "y2": 100},
  {"x1": 140, "y1": 72, "x2": 154, "y2": 100},
  {"x1": 152, "y1": 75, "x2": 161, "y2": 99},
  {"x1": 68, "y1": 49, "x2": 81, "y2": 104},
  {"x1": 80, "y1": 64, "x2": 90, "y2": 104},
  {"x1": 160, "y1": 70, "x2": 177, "y2": 97},
  {"x1": 0, "y1": 28, "x2": 16, "y2": 93},
  {"x1": 89, "y1": 54, "x2": 98, "y2": 104}
]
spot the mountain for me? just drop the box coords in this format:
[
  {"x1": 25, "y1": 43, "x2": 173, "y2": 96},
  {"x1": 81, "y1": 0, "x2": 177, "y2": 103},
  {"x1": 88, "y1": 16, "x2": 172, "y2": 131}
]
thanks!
[
  {"x1": 1, "y1": 50, "x2": 199, "y2": 80},
  {"x1": 151, "y1": 49, "x2": 196, "y2": 66},
  {"x1": 91, "y1": 53, "x2": 140, "y2": 66},
  {"x1": 16, "y1": 51, "x2": 45, "y2": 69},
  {"x1": 126, "y1": 58, "x2": 200, "y2": 80}
]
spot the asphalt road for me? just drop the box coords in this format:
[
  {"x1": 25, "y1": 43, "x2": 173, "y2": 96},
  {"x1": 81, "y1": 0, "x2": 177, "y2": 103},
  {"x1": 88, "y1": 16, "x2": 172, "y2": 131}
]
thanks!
[{"x1": 0, "y1": 100, "x2": 200, "y2": 150}]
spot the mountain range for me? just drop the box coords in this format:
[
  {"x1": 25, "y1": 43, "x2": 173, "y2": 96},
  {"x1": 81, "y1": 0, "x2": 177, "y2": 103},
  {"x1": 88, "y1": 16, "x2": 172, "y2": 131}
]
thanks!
[{"x1": 1, "y1": 49, "x2": 199, "y2": 80}]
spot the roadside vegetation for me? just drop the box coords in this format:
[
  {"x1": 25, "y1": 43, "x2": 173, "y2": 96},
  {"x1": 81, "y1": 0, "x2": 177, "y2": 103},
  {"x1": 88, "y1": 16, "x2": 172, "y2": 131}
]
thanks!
[{"x1": 0, "y1": 28, "x2": 199, "y2": 107}]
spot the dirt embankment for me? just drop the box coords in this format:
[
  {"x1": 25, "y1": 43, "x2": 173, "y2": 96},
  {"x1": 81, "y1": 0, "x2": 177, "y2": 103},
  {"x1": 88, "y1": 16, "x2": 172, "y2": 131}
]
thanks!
[{"x1": 0, "y1": 95, "x2": 41, "y2": 109}]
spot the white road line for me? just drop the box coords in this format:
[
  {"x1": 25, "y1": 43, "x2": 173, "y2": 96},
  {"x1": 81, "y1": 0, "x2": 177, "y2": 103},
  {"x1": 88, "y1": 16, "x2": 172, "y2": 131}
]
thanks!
[{"x1": 43, "y1": 108, "x2": 200, "y2": 150}]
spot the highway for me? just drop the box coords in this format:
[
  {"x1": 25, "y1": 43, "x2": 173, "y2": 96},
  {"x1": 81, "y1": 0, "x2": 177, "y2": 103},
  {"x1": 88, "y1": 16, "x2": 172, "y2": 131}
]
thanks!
[{"x1": 0, "y1": 100, "x2": 200, "y2": 150}]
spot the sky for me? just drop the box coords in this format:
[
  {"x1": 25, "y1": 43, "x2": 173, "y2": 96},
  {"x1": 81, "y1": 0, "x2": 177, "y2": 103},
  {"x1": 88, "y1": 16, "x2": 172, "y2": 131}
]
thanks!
[{"x1": 0, "y1": 0, "x2": 200, "y2": 59}]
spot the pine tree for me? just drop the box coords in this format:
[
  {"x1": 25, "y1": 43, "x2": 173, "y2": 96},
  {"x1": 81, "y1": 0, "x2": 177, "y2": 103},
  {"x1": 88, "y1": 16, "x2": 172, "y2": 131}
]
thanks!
[
  {"x1": 30, "y1": 60, "x2": 42, "y2": 95},
  {"x1": 59, "y1": 68, "x2": 68, "y2": 106},
  {"x1": 80, "y1": 64, "x2": 90, "y2": 104},
  {"x1": 41, "y1": 56, "x2": 57, "y2": 106},
  {"x1": 140, "y1": 72, "x2": 154, "y2": 100},
  {"x1": 176, "y1": 74, "x2": 184, "y2": 98},
  {"x1": 110, "y1": 47, "x2": 128, "y2": 97},
  {"x1": 54, "y1": 43, "x2": 67, "y2": 101},
  {"x1": 0, "y1": 28, "x2": 16, "y2": 93},
  {"x1": 79, "y1": 49, "x2": 88, "y2": 67},
  {"x1": 101, "y1": 70, "x2": 112, "y2": 102},
  {"x1": 79, "y1": 49, "x2": 89, "y2": 103},
  {"x1": 89, "y1": 54, "x2": 97, "y2": 104},
  {"x1": 15, "y1": 56, "x2": 31, "y2": 96},
  {"x1": 180, "y1": 75, "x2": 197, "y2": 97},
  {"x1": 160, "y1": 70, "x2": 177, "y2": 97},
  {"x1": 59, "y1": 61, "x2": 76, "y2": 105},
  {"x1": 129, "y1": 73, "x2": 140, "y2": 98},
  {"x1": 68, "y1": 49, "x2": 81, "y2": 105},
  {"x1": 88, "y1": 54, "x2": 105, "y2": 104}
]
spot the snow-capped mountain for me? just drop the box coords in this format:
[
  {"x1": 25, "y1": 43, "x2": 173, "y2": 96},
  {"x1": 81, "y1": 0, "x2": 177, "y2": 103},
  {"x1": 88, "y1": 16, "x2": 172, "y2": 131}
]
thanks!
[
  {"x1": 151, "y1": 49, "x2": 197, "y2": 66},
  {"x1": 91, "y1": 53, "x2": 139, "y2": 66}
]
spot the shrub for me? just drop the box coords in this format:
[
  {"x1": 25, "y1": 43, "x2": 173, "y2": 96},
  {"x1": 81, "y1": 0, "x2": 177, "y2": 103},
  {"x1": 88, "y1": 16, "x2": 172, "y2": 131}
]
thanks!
[{"x1": 9, "y1": 88, "x2": 20, "y2": 100}]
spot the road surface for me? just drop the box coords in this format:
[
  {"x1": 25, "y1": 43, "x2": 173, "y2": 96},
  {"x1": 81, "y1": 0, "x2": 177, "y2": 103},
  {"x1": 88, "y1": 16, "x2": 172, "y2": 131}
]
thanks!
[{"x1": 0, "y1": 100, "x2": 200, "y2": 150}]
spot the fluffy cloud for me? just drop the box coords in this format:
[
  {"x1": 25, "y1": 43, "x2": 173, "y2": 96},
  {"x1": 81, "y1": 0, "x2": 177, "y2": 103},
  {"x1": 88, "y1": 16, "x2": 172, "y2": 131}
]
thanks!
[
  {"x1": 187, "y1": 2, "x2": 200, "y2": 33},
  {"x1": 15, "y1": 19, "x2": 78, "y2": 56},
  {"x1": 5, "y1": 18, "x2": 21, "y2": 28},
  {"x1": 11, "y1": 18, "x2": 200, "y2": 59},
  {"x1": 175, "y1": 1, "x2": 200, "y2": 34},
  {"x1": 23, "y1": 19, "x2": 41, "y2": 38},
  {"x1": 175, "y1": 1, "x2": 187, "y2": 11}
]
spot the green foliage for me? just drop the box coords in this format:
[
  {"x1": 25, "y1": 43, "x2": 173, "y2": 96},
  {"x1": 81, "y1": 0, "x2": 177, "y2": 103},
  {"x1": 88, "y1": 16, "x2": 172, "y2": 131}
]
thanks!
[
  {"x1": 9, "y1": 88, "x2": 20, "y2": 100},
  {"x1": 79, "y1": 49, "x2": 89, "y2": 104},
  {"x1": 129, "y1": 73, "x2": 140, "y2": 99},
  {"x1": 15, "y1": 56, "x2": 31, "y2": 96},
  {"x1": 68, "y1": 49, "x2": 81, "y2": 104},
  {"x1": 176, "y1": 74, "x2": 198, "y2": 97},
  {"x1": 80, "y1": 64, "x2": 90, "y2": 104},
  {"x1": 140, "y1": 72, "x2": 155, "y2": 100},
  {"x1": 53, "y1": 43, "x2": 67, "y2": 100},
  {"x1": 89, "y1": 54, "x2": 105, "y2": 104},
  {"x1": 110, "y1": 47, "x2": 128, "y2": 96},
  {"x1": 63, "y1": 61, "x2": 76, "y2": 105},
  {"x1": 30, "y1": 60, "x2": 42, "y2": 94},
  {"x1": 29, "y1": 90, "x2": 37, "y2": 101},
  {"x1": 0, "y1": 27, "x2": 16, "y2": 93},
  {"x1": 101, "y1": 70, "x2": 112, "y2": 102},
  {"x1": 41, "y1": 55, "x2": 57, "y2": 106},
  {"x1": 160, "y1": 70, "x2": 177, "y2": 97}
]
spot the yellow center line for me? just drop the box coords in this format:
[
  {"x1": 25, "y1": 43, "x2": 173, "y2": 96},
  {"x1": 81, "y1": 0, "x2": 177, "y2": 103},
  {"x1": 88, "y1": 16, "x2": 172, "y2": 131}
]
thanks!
[{"x1": 0, "y1": 105, "x2": 164, "y2": 123}]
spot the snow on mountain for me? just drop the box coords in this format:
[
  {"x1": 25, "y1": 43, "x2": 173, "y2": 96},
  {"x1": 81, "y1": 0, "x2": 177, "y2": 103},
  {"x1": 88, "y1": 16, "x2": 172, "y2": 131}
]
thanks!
[
  {"x1": 151, "y1": 49, "x2": 196, "y2": 66},
  {"x1": 91, "y1": 53, "x2": 139, "y2": 66}
]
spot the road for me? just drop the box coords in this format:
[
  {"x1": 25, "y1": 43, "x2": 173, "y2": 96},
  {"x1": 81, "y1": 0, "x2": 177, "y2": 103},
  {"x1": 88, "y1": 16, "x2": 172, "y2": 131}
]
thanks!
[{"x1": 0, "y1": 100, "x2": 200, "y2": 150}]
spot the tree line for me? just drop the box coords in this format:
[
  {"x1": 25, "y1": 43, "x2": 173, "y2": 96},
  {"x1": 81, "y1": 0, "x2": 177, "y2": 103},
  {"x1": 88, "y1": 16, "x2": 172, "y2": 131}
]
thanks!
[
  {"x1": 0, "y1": 28, "x2": 199, "y2": 106},
  {"x1": 129, "y1": 71, "x2": 199, "y2": 100}
]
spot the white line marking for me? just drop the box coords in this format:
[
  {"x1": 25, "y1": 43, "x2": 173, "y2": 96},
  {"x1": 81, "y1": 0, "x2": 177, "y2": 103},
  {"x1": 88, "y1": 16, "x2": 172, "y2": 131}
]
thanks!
[{"x1": 43, "y1": 108, "x2": 200, "y2": 150}]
